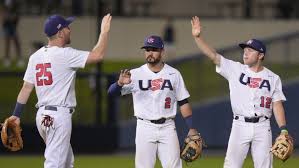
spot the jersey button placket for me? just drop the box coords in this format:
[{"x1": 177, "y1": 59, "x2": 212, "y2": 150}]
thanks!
[
  {"x1": 249, "y1": 89, "x2": 255, "y2": 116},
  {"x1": 252, "y1": 88, "x2": 260, "y2": 116}
]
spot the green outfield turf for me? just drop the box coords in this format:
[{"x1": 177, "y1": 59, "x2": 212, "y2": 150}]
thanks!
[{"x1": 0, "y1": 154, "x2": 298, "y2": 168}]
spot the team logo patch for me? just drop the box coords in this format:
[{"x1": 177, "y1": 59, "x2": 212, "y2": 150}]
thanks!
[
  {"x1": 57, "y1": 24, "x2": 62, "y2": 29},
  {"x1": 247, "y1": 40, "x2": 253, "y2": 44},
  {"x1": 151, "y1": 78, "x2": 163, "y2": 91},
  {"x1": 248, "y1": 78, "x2": 262, "y2": 88},
  {"x1": 147, "y1": 37, "x2": 155, "y2": 43}
]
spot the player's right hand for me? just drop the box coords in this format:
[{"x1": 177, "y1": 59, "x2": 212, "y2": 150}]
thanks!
[
  {"x1": 101, "y1": 13, "x2": 112, "y2": 34},
  {"x1": 191, "y1": 16, "x2": 201, "y2": 37},
  {"x1": 117, "y1": 69, "x2": 131, "y2": 86}
]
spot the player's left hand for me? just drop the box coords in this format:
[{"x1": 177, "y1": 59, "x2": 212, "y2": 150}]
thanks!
[
  {"x1": 1, "y1": 117, "x2": 23, "y2": 151},
  {"x1": 8, "y1": 115, "x2": 20, "y2": 126},
  {"x1": 191, "y1": 16, "x2": 201, "y2": 37},
  {"x1": 280, "y1": 130, "x2": 288, "y2": 136},
  {"x1": 180, "y1": 131, "x2": 205, "y2": 162},
  {"x1": 188, "y1": 128, "x2": 198, "y2": 136},
  {"x1": 271, "y1": 133, "x2": 294, "y2": 161}
]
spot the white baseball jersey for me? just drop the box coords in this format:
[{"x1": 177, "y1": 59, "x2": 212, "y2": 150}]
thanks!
[
  {"x1": 121, "y1": 63, "x2": 190, "y2": 120},
  {"x1": 216, "y1": 55, "x2": 286, "y2": 118},
  {"x1": 23, "y1": 46, "x2": 89, "y2": 108}
]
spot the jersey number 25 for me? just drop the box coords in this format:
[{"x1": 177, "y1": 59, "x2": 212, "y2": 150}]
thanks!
[{"x1": 36, "y1": 63, "x2": 53, "y2": 86}]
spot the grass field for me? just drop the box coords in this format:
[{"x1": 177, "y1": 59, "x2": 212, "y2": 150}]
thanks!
[{"x1": 0, "y1": 154, "x2": 298, "y2": 168}]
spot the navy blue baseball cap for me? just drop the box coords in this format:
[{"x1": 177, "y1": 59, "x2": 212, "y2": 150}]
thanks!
[
  {"x1": 141, "y1": 35, "x2": 164, "y2": 49},
  {"x1": 44, "y1": 15, "x2": 75, "y2": 37},
  {"x1": 239, "y1": 39, "x2": 266, "y2": 54}
]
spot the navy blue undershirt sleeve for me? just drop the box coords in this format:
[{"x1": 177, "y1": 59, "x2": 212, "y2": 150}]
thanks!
[
  {"x1": 184, "y1": 115, "x2": 193, "y2": 129},
  {"x1": 108, "y1": 82, "x2": 122, "y2": 96}
]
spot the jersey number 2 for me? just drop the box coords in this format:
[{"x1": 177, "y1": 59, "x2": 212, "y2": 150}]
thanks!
[
  {"x1": 165, "y1": 97, "x2": 171, "y2": 109},
  {"x1": 36, "y1": 63, "x2": 53, "y2": 86},
  {"x1": 260, "y1": 96, "x2": 272, "y2": 109}
]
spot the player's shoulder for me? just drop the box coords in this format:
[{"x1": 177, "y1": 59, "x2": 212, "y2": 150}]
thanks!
[
  {"x1": 28, "y1": 46, "x2": 46, "y2": 59},
  {"x1": 128, "y1": 64, "x2": 145, "y2": 74},
  {"x1": 52, "y1": 46, "x2": 79, "y2": 54},
  {"x1": 63, "y1": 46, "x2": 75, "y2": 50},
  {"x1": 164, "y1": 63, "x2": 181, "y2": 74},
  {"x1": 62, "y1": 46, "x2": 76, "y2": 52},
  {"x1": 220, "y1": 55, "x2": 243, "y2": 67},
  {"x1": 57, "y1": 47, "x2": 81, "y2": 59},
  {"x1": 125, "y1": 66, "x2": 142, "y2": 75},
  {"x1": 263, "y1": 67, "x2": 281, "y2": 78}
]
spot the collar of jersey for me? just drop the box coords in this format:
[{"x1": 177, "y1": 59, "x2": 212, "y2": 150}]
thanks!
[{"x1": 144, "y1": 63, "x2": 167, "y2": 74}]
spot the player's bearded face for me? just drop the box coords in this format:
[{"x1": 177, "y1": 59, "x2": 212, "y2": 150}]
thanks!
[
  {"x1": 243, "y1": 47, "x2": 260, "y2": 66},
  {"x1": 145, "y1": 48, "x2": 163, "y2": 64}
]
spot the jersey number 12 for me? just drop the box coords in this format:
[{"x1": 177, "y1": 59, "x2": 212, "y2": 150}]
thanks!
[
  {"x1": 260, "y1": 96, "x2": 272, "y2": 109},
  {"x1": 36, "y1": 63, "x2": 53, "y2": 86}
]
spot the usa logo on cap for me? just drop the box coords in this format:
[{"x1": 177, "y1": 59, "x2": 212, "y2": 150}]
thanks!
[
  {"x1": 239, "y1": 38, "x2": 266, "y2": 54},
  {"x1": 141, "y1": 35, "x2": 164, "y2": 49},
  {"x1": 147, "y1": 37, "x2": 155, "y2": 43},
  {"x1": 57, "y1": 24, "x2": 62, "y2": 29}
]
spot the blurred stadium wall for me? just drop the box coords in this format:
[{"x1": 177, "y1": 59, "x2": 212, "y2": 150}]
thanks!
[{"x1": 1, "y1": 17, "x2": 299, "y2": 62}]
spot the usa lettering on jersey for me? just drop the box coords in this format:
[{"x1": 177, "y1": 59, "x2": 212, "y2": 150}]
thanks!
[
  {"x1": 138, "y1": 78, "x2": 173, "y2": 91},
  {"x1": 120, "y1": 64, "x2": 190, "y2": 120},
  {"x1": 239, "y1": 73, "x2": 271, "y2": 91}
]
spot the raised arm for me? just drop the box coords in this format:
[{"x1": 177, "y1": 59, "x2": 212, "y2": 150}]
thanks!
[
  {"x1": 86, "y1": 13, "x2": 112, "y2": 64},
  {"x1": 191, "y1": 16, "x2": 220, "y2": 66}
]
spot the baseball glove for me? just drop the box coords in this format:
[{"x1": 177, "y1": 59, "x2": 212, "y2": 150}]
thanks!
[
  {"x1": 180, "y1": 133, "x2": 205, "y2": 162},
  {"x1": 1, "y1": 118, "x2": 23, "y2": 151},
  {"x1": 271, "y1": 133, "x2": 294, "y2": 162}
]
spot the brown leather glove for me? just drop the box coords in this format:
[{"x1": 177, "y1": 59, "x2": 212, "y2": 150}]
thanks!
[
  {"x1": 271, "y1": 133, "x2": 294, "y2": 162},
  {"x1": 180, "y1": 133, "x2": 205, "y2": 162},
  {"x1": 1, "y1": 118, "x2": 23, "y2": 151}
]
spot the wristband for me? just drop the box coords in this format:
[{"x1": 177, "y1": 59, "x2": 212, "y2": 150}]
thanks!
[
  {"x1": 280, "y1": 125, "x2": 287, "y2": 131},
  {"x1": 184, "y1": 115, "x2": 193, "y2": 129},
  {"x1": 280, "y1": 125, "x2": 288, "y2": 134},
  {"x1": 12, "y1": 102, "x2": 25, "y2": 118}
]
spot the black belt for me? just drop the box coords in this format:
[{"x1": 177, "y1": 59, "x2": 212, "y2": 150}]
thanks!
[
  {"x1": 44, "y1": 106, "x2": 74, "y2": 113},
  {"x1": 137, "y1": 117, "x2": 169, "y2": 124},
  {"x1": 234, "y1": 115, "x2": 269, "y2": 123},
  {"x1": 45, "y1": 106, "x2": 57, "y2": 111}
]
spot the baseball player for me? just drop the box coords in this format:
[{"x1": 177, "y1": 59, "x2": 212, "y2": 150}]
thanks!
[
  {"x1": 191, "y1": 16, "x2": 289, "y2": 168},
  {"x1": 7, "y1": 14, "x2": 112, "y2": 168},
  {"x1": 108, "y1": 35, "x2": 199, "y2": 168}
]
